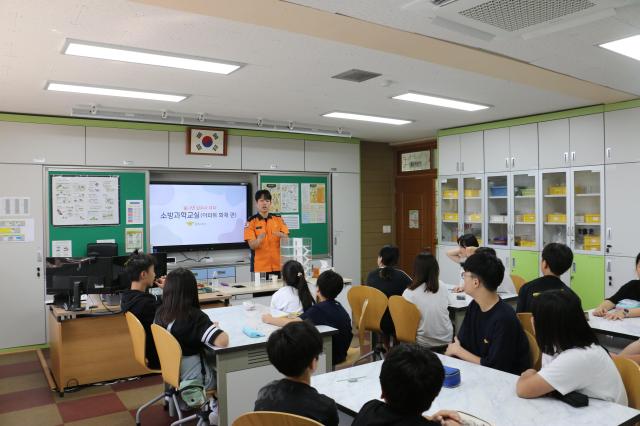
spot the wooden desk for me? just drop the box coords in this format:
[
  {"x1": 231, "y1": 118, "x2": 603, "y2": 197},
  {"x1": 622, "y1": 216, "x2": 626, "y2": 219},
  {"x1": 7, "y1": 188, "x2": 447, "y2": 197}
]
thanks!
[
  {"x1": 47, "y1": 292, "x2": 231, "y2": 395},
  {"x1": 203, "y1": 305, "x2": 336, "y2": 426},
  {"x1": 312, "y1": 354, "x2": 640, "y2": 426}
]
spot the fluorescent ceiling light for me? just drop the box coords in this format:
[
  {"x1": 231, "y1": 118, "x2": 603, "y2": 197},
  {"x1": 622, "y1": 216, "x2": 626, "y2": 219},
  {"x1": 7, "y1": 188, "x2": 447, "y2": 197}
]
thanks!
[
  {"x1": 600, "y1": 34, "x2": 640, "y2": 62},
  {"x1": 63, "y1": 39, "x2": 242, "y2": 75},
  {"x1": 46, "y1": 82, "x2": 188, "y2": 102},
  {"x1": 393, "y1": 92, "x2": 490, "y2": 111},
  {"x1": 322, "y1": 112, "x2": 411, "y2": 125}
]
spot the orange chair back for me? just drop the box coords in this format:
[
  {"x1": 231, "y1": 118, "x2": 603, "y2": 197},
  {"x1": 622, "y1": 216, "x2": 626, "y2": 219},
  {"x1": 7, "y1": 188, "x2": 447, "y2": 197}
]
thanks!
[
  {"x1": 517, "y1": 312, "x2": 535, "y2": 337},
  {"x1": 524, "y1": 330, "x2": 541, "y2": 370},
  {"x1": 150, "y1": 324, "x2": 182, "y2": 389},
  {"x1": 511, "y1": 274, "x2": 527, "y2": 294},
  {"x1": 124, "y1": 312, "x2": 159, "y2": 373},
  {"x1": 348, "y1": 285, "x2": 388, "y2": 334},
  {"x1": 613, "y1": 356, "x2": 640, "y2": 409},
  {"x1": 388, "y1": 296, "x2": 420, "y2": 343},
  {"x1": 232, "y1": 411, "x2": 323, "y2": 426}
]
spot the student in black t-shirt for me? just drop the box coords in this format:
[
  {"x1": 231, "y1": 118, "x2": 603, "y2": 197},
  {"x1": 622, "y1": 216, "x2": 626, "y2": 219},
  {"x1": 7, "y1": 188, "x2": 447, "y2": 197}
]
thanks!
[
  {"x1": 516, "y1": 243, "x2": 574, "y2": 313},
  {"x1": 154, "y1": 268, "x2": 229, "y2": 390},
  {"x1": 366, "y1": 245, "x2": 412, "y2": 338},
  {"x1": 254, "y1": 321, "x2": 339, "y2": 426},
  {"x1": 353, "y1": 344, "x2": 460, "y2": 426},
  {"x1": 262, "y1": 270, "x2": 353, "y2": 365},
  {"x1": 445, "y1": 252, "x2": 530, "y2": 375},
  {"x1": 594, "y1": 252, "x2": 640, "y2": 320},
  {"x1": 120, "y1": 253, "x2": 164, "y2": 369}
]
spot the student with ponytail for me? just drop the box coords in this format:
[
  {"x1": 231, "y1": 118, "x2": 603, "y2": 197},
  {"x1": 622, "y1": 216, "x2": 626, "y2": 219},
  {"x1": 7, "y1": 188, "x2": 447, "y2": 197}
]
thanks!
[{"x1": 270, "y1": 260, "x2": 315, "y2": 316}]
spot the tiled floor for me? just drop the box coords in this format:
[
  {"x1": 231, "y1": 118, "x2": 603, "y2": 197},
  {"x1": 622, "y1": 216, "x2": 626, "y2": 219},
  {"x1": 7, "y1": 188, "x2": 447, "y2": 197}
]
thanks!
[{"x1": 0, "y1": 350, "x2": 173, "y2": 426}]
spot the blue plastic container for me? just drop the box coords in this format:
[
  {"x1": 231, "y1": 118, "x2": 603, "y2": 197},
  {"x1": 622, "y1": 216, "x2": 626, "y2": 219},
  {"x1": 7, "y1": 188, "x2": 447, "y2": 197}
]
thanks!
[
  {"x1": 489, "y1": 186, "x2": 508, "y2": 197},
  {"x1": 443, "y1": 365, "x2": 461, "y2": 388}
]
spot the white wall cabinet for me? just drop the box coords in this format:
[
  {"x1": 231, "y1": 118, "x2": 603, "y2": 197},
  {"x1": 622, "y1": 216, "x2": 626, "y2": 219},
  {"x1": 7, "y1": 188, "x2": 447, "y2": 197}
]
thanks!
[
  {"x1": 86, "y1": 127, "x2": 169, "y2": 167},
  {"x1": 332, "y1": 173, "x2": 361, "y2": 283},
  {"x1": 0, "y1": 164, "x2": 45, "y2": 349},
  {"x1": 604, "y1": 256, "x2": 637, "y2": 299},
  {"x1": 484, "y1": 124, "x2": 538, "y2": 172},
  {"x1": 438, "y1": 132, "x2": 483, "y2": 175},
  {"x1": 605, "y1": 107, "x2": 640, "y2": 164},
  {"x1": 304, "y1": 140, "x2": 359, "y2": 173},
  {"x1": 0, "y1": 121, "x2": 85, "y2": 165},
  {"x1": 605, "y1": 163, "x2": 640, "y2": 258},
  {"x1": 241, "y1": 136, "x2": 304, "y2": 171},
  {"x1": 169, "y1": 132, "x2": 241, "y2": 169},
  {"x1": 539, "y1": 119, "x2": 569, "y2": 169},
  {"x1": 570, "y1": 114, "x2": 604, "y2": 167}
]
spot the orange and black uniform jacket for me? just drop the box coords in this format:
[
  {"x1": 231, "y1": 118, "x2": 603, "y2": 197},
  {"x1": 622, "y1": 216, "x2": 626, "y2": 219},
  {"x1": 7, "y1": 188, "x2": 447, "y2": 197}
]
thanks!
[{"x1": 244, "y1": 213, "x2": 289, "y2": 273}]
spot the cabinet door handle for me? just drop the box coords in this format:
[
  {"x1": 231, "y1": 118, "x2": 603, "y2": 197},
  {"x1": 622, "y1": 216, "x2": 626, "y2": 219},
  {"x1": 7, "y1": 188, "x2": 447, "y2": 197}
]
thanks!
[
  {"x1": 511, "y1": 157, "x2": 515, "y2": 168},
  {"x1": 505, "y1": 158, "x2": 509, "y2": 168},
  {"x1": 32, "y1": 157, "x2": 46, "y2": 163},
  {"x1": 571, "y1": 151, "x2": 576, "y2": 162},
  {"x1": 203, "y1": 163, "x2": 213, "y2": 168},
  {"x1": 269, "y1": 164, "x2": 278, "y2": 170},
  {"x1": 606, "y1": 148, "x2": 611, "y2": 159},
  {"x1": 606, "y1": 260, "x2": 611, "y2": 273},
  {"x1": 512, "y1": 257, "x2": 516, "y2": 268},
  {"x1": 572, "y1": 262, "x2": 576, "y2": 273},
  {"x1": 607, "y1": 227, "x2": 612, "y2": 240},
  {"x1": 563, "y1": 152, "x2": 569, "y2": 164},
  {"x1": 461, "y1": 162, "x2": 465, "y2": 172},
  {"x1": 122, "y1": 160, "x2": 134, "y2": 166},
  {"x1": 331, "y1": 167, "x2": 337, "y2": 172}
]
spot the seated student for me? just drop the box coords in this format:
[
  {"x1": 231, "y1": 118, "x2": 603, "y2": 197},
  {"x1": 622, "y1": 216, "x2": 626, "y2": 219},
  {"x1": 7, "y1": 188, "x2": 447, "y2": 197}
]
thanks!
[
  {"x1": 516, "y1": 290, "x2": 627, "y2": 405},
  {"x1": 270, "y1": 260, "x2": 315, "y2": 316},
  {"x1": 619, "y1": 339, "x2": 640, "y2": 364},
  {"x1": 254, "y1": 321, "x2": 339, "y2": 426},
  {"x1": 445, "y1": 252, "x2": 530, "y2": 375},
  {"x1": 447, "y1": 234, "x2": 479, "y2": 292},
  {"x1": 262, "y1": 270, "x2": 352, "y2": 365},
  {"x1": 402, "y1": 253, "x2": 453, "y2": 351},
  {"x1": 593, "y1": 252, "x2": 640, "y2": 320},
  {"x1": 366, "y1": 245, "x2": 412, "y2": 338},
  {"x1": 352, "y1": 343, "x2": 460, "y2": 426},
  {"x1": 154, "y1": 268, "x2": 229, "y2": 391},
  {"x1": 120, "y1": 252, "x2": 164, "y2": 369},
  {"x1": 516, "y1": 243, "x2": 573, "y2": 313}
]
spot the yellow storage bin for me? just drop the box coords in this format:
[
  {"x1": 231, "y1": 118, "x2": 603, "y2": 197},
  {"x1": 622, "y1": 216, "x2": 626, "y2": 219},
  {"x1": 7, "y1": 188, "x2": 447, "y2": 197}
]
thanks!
[
  {"x1": 443, "y1": 212, "x2": 459, "y2": 221},
  {"x1": 520, "y1": 213, "x2": 536, "y2": 223},
  {"x1": 547, "y1": 213, "x2": 566, "y2": 223},
  {"x1": 584, "y1": 236, "x2": 601, "y2": 251},
  {"x1": 585, "y1": 214, "x2": 600, "y2": 224},
  {"x1": 465, "y1": 213, "x2": 481, "y2": 222},
  {"x1": 519, "y1": 240, "x2": 537, "y2": 247},
  {"x1": 464, "y1": 189, "x2": 480, "y2": 198},
  {"x1": 443, "y1": 190, "x2": 459, "y2": 199},
  {"x1": 549, "y1": 186, "x2": 566, "y2": 195}
]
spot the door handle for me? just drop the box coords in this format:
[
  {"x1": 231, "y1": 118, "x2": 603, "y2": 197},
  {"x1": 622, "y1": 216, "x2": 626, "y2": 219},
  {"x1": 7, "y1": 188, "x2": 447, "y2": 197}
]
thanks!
[
  {"x1": 461, "y1": 161, "x2": 465, "y2": 172},
  {"x1": 571, "y1": 151, "x2": 576, "y2": 162},
  {"x1": 607, "y1": 227, "x2": 612, "y2": 241},
  {"x1": 606, "y1": 260, "x2": 611, "y2": 273},
  {"x1": 456, "y1": 162, "x2": 460, "y2": 172},
  {"x1": 512, "y1": 257, "x2": 516, "y2": 268},
  {"x1": 606, "y1": 148, "x2": 611, "y2": 160},
  {"x1": 563, "y1": 152, "x2": 569, "y2": 164},
  {"x1": 505, "y1": 158, "x2": 509, "y2": 168},
  {"x1": 511, "y1": 157, "x2": 515, "y2": 168}
]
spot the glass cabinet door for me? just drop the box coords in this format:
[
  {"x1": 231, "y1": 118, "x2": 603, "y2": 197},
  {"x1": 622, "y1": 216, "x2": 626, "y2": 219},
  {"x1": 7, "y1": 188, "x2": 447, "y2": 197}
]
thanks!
[
  {"x1": 512, "y1": 172, "x2": 538, "y2": 250},
  {"x1": 462, "y1": 175, "x2": 483, "y2": 245},
  {"x1": 572, "y1": 168, "x2": 603, "y2": 254},
  {"x1": 440, "y1": 177, "x2": 460, "y2": 245},
  {"x1": 541, "y1": 170, "x2": 570, "y2": 247},
  {"x1": 486, "y1": 174, "x2": 509, "y2": 248}
]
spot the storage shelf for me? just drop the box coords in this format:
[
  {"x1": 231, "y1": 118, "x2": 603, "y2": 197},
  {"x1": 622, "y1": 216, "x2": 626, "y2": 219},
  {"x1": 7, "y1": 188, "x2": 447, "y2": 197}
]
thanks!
[
  {"x1": 488, "y1": 196, "x2": 508, "y2": 199},
  {"x1": 515, "y1": 222, "x2": 535, "y2": 225},
  {"x1": 575, "y1": 222, "x2": 601, "y2": 226},
  {"x1": 544, "y1": 222, "x2": 566, "y2": 225},
  {"x1": 514, "y1": 196, "x2": 535, "y2": 199},
  {"x1": 544, "y1": 195, "x2": 566, "y2": 198},
  {"x1": 442, "y1": 197, "x2": 459, "y2": 200},
  {"x1": 489, "y1": 221, "x2": 509, "y2": 225},
  {"x1": 442, "y1": 220, "x2": 459, "y2": 223},
  {"x1": 575, "y1": 193, "x2": 600, "y2": 197},
  {"x1": 464, "y1": 197, "x2": 482, "y2": 200},
  {"x1": 465, "y1": 221, "x2": 482, "y2": 224}
]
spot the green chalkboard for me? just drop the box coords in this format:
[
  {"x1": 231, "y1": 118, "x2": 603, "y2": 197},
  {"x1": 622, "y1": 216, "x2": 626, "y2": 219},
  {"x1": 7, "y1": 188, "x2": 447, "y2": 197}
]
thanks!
[
  {"x1": 48, "y1": 170, "x2": 147, "y2": 256},
  {"x1": 259, "y1": 175, "x2": 329, "y2": 255}
]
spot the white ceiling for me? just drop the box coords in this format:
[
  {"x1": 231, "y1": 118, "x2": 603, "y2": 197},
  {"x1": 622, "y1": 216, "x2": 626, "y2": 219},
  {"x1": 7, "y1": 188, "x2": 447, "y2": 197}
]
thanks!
[{"x1": 0, "y1": 0, "x2": 638, "y2": 142}]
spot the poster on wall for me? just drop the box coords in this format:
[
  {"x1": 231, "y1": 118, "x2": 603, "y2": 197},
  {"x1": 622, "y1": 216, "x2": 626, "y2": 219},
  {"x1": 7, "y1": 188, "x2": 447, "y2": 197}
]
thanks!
[
  {"x1": 301, "y1": 183, "x2": 326, "y2": 224},
  {"x1": 282, "y1": 214, "x2": 300, "y2": 230},
  {"x1": 126, "y1": 200, "x2": 144, "y2": 225},
  {"x1": 1, "y1": 197, "x2": 30, "y2": 216},
  {"x1": 125, "y1": 228, "x2": 144, "y2": 253},
  {"x1": 51, "y1": 175, "x2": 119, "y2": 226},
  {"x1": 51, "y1": 240, "x2": 72, "y2": 256},
  {"x1": 261, "y1": 183, "x2": 299, "y2": 213},
  {"x1": 0, "y1": 218, "x2": 34, "y2": 242}
]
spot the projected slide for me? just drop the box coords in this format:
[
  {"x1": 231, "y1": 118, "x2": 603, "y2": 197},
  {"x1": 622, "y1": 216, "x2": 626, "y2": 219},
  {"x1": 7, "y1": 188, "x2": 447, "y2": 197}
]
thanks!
[{"x1": 150, "y1": 183, "x2": 248, "y2": 248}]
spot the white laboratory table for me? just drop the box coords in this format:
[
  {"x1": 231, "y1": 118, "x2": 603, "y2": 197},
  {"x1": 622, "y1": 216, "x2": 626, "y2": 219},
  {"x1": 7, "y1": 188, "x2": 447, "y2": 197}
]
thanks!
[
  {"x1": 204, "y1": 304, "x2": 336, "y2": 426},
  {"x1": 587, "y1": 309, "x2": 640, "y2": 340},
  {"x1": 311, "y1": 354, "x2": 640, "y2": 426}
]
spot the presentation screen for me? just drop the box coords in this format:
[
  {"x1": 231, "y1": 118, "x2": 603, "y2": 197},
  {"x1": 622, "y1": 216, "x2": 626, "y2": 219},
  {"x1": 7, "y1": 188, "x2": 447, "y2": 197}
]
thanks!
[{"x1": 149, "y1": 182, "x2": 250, "y2": 251}]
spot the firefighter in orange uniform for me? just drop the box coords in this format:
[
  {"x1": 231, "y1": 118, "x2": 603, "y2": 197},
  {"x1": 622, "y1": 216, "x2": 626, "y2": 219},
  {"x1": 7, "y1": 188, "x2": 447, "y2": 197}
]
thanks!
[{"x1": 244, "y1": 189, "x2": 289, "y2": 277}]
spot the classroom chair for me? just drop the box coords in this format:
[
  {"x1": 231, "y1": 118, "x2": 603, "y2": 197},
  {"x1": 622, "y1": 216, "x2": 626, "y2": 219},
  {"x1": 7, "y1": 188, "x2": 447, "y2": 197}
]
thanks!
[
  {"x1": 510, "y1": 274, "x2": 527, "y2": 294},
  {"x1": 524, "y1": 330, "x2": 541, "y2": 370},
  {"x1": 151, "y1": 324, "x2": 216, "y2": 426},
  {"x1": 335, "y1": 299, "x2": 369, "y2": 369},
  {"x1": 232, "y1": 411, "x2": 323, "y2": 426},
  {"x1": 517, "y1": 312, "x2": 535, "y2": 336},
  {"x1": 613, "y1": 356, "x2": 640, "y2": 409},
  {"x1": 124, "y1": 312, "x2": 164, "y2": 426},
  {"x1": 388, "y1": 296, "x2": 420, "y2": 344},
  {"x1": 347, "y1": 285, "x2": 388, "y2": 364}
]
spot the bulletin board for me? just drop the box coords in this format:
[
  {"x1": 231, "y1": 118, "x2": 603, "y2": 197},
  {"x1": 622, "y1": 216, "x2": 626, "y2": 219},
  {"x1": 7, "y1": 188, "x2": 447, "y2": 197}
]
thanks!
[
  {"x1": 259, "y1": 174, "x2": 329, "y2": 255},
  {"x1": 48, "y1": 170, "x2": 147, "y2": 256}
]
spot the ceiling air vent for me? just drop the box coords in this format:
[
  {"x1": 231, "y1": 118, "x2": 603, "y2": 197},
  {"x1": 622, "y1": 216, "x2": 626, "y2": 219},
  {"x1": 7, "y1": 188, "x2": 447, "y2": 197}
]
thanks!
[
  {"x1": 459, "y1": 0, "x2": 596, "y2": 32},
  {"x1": 331, "y1": 69, "x2": 382, "y2": 83}
]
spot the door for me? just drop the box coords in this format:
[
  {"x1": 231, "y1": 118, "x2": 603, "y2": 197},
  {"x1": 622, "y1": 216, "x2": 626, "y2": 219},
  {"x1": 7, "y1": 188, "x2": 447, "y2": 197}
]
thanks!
[
  {"x1": 462, "y1": 175, "x2": 484, "y2": 245},
  {"x1": 509, "y1": 123, "x2": 538, "y2": 171},
  {"x1": 439, "y1": 176, "x2": 460, "y2": 246},
  {"x1": 605, "y1": 107, "x2": 640, "y2": 164},
  {"x1": 572, "y1": 167, "x2": 604, "y2": 255},
  {"x1": 396, "y1": 174, "x2": 436, "y2": 274},
  {"x1": 486, "y1": 173, "x2": 510, "y2": 249},
  {"x1": 332, "y1": 173, "x2": 361, "y2": 283},
  {"x1": 571, "y1": 254, "x2": 605, "y2": 310},
  {"x1": 438, "y1": 135, "x2": 460, "y2": 176},
  {"x1": 0, "y1": 164, "x2": 45, "y2": 349},
  {"x1": 459, "y1": 131, "x2": 483, "y2": 174},
  {"x1": 484, "y1": 128, "x2": 510, "y2": 173},
  {"x1": 511, "y1": 171, "x2": 538, "y2": 250},
  {"x1": 569, "y1": 114, "x2": 604, "y2": 167},
  {"x1": 605, "y1": 256, "x2": 637, "y2": 299},
  {"x1": 605, "y1": 163, "x2": 640, "y2": 257},
  {"x1": 539, "y1": 119, "x2": 570, "y2": 169},
  {"x1": 540, "y1": 169, "x2": 570, "y2": 248}
]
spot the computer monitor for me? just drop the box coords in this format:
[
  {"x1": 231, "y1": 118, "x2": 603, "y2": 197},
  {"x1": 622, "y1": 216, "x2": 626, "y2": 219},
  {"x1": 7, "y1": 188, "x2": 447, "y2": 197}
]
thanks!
[
  {"x1": 46, "y1": 257, "x2": 114, "y2": 310},
  {"x1": 87, "y1": 242, "x2": 118, "y2": 257}
]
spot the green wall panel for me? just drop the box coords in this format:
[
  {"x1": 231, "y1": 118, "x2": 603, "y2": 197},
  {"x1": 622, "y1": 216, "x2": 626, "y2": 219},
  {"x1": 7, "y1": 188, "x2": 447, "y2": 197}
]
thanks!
[
  {"x1": 511, "y1": 250, "x2": 540, "y2": 282},
  {"x1": 570, "y1": 254, "x2": 605, "y2": 310}
]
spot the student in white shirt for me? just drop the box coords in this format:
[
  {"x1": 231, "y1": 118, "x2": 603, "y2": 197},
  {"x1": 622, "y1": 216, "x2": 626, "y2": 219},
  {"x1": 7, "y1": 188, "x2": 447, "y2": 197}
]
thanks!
[
  {"x1": 270, "y1": 260, "x2": 315, "y2": 316},
  {"x1": 402, "y1": 253, "x2": 453, "y2": 352},
  {"x1": 516, "y1": 289, "x2": 627, "y2": 406},
  {"x1": 446, "y1": 234, "x2": 479, "y2": 292}
]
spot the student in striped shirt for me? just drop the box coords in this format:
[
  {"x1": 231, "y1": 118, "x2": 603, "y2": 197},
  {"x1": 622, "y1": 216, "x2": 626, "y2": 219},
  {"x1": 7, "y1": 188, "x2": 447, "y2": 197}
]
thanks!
[{"x1": 154, "y1": 268, "x2": 229, "y2": 391}]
